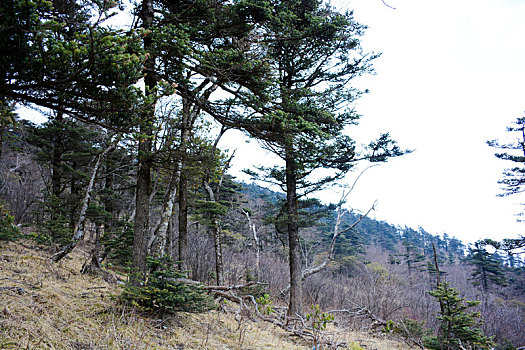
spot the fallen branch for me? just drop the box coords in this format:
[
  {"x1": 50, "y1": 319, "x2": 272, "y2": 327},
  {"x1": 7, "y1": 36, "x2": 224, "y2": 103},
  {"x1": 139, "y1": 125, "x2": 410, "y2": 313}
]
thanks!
[
  {"x1": 328, "y1": 306, "x2": 388, "y2": 329},
  {"x1": 399, "y1": 319, "x2": 425, "y2": 350},
  {"x1": 0, "y1": 286, "x2": 26, "y2": 294}
]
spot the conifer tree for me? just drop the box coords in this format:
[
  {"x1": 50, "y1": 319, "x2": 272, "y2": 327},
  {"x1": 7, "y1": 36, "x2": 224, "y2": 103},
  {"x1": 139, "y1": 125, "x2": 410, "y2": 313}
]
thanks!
[
  {"x1": 487, "y1": 114, "x2": 525, "y2": 251},
  {"x1": 426, "y1": 282, "x2": 494, "y2": 350},
  {"x1": 130, "y1": 0, "x2": 269, "y2": 276},
  {"x1": 390, "y1": 239, "x2": 425, "y2": 275},
  {"x1": 426, "y1": 243, "x2": 494, "y2": 350},
  {"x1": 239, "y1": 0, "x2": 406, "y2": 316},
  {"x1": 467, "y1": 241, "x2": 506, "y2": 293},
  {"x1": 26, "y1": 116, "x2": 106, "y2": 244},
  {"x1": 0, "y1": 0, "x2": 145, "y2": 127}
]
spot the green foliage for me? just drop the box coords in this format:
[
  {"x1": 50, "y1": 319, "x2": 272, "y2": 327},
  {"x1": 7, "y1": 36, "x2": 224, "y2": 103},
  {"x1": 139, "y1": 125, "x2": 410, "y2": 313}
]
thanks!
[
  {"x1": 103, "y1": 219, "x2": 134, "y2": 267},
  {"x1": 121, "y1": 256, "x2": 215, "y2": 314},
  {"x1": 306, "y1": 304, "x2": 335, "y2": 331},
  {"x1": 488, "y1": 116, "x2": 525, "y2": 197},
  {"x1": 381, "y1": 320, "x2": 397, "y2": 334},
  {"x1": 381, "y1": 318, "x2": 431, "y2": 348},
  {"x1": 0, "y1": 0, "x2": 145, "y2": 126},
  {"x1": 307, "y1": 304, "x2": 335, "y2": 349},
  {"x1": 346, "y1": 342, "x2": 364, "y2": 350},
  {"x1": 468, "y1": 241, "x2": 506, "y2": 292},
  {"x1": 425, "y1": 282, "x2": 494, "y2": 350},
  {"x1": 0, "y1": 202, "x2": 21, "y2": 241},
  {"x1": 398, "y1": 318, "x2": 428, "y2": 339},
  {"x1": 255, "y1": 293, "x2": 274, "y2": 315},
  {"x1": 41, "y1": 194, "x2": 71, "y2": 245}
]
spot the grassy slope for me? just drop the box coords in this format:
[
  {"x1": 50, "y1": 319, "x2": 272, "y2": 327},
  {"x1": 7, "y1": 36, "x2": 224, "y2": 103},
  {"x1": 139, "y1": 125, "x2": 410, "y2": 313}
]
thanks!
[{"x1": 0, "y1": 241, "x2": 412, "y2": 350}]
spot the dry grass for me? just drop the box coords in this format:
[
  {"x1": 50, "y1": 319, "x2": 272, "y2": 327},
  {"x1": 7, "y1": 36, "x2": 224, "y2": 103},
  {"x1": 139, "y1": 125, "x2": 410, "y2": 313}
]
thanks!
[{"x1": 0, "y1": 241, "x2": 413, "y2": 349}]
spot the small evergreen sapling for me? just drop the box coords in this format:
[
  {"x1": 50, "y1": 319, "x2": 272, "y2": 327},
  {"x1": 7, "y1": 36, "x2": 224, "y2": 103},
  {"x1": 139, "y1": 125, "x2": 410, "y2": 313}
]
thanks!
[
  {"x1": 426, "y1": 243, "x2": 494, "y2": 350},
  {"x1": 425, "y1": 282, "x2": 494, "y2": 350},
  {"x1": 0, "y1": 202, "x2": 21, "y2": 241},
  {"x1": 121, "y1": 256, "x2": 215, "y2": 313}
]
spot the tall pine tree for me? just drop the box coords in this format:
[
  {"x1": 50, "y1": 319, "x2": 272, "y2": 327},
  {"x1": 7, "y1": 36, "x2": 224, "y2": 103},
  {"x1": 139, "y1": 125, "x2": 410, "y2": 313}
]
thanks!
[
  {"x1": 239, "y1": 0, "x2": 405, "y2": 316},
  {"x1": 468, "y1": 241, "x2": 506, "y2": 293}
]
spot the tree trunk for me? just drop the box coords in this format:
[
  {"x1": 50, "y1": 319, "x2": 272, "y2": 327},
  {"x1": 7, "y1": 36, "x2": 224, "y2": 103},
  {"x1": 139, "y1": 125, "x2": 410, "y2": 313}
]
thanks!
[
  {"x1": 203, "y1": 181, "x2": 224, "y2": 285},
  {"x1": 201, "y1": 129, "x2": 230, "y2": 285},
  {"x1": 178, "y1": 166, "x2": 188, "y2": 272},
  {"x1": 102, "y1": 153, "x2": 115, "y2": 241},
  {"x1": 149, "y1": 164, "x2": 180, "y2": 256},
  {"x1": 132, "y1": 0, "x2": 156, "y2": 280},
  {"x1": 212, "y1": 222, "x2": 224, "y2": 285},
  {"x1": 52, "y1": 138, "x2": 117, "y2": 262},
  {"x1": 286, "y1": 150, "x2": 303, "y2": 318},
  {"x1": 69, "y1": 160, "x2": 80, "y2": 229},
  {"x1": 51, "y1": 112, "x2": 63, "y2": 201},
  {"x1": 177, "y1": 96, "x2": 194, "y2": 272},
  {"x1": 242, "y1": 209, "x2": 260, "y2": 280}
]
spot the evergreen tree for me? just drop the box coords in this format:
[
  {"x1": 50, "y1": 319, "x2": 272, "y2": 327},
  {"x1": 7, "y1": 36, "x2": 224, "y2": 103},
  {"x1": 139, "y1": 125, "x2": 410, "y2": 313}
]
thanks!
[
  {"x1": 390, "y1": 239, "x2": 425, "y2": 275},
  {"x1": 130, "y1": 0, "x2": 268, "y2": 277},
  {"x1": 240, "y1": 0, "x2": 405, "y2": 316},
  {"x1": 0, "y1": 0, "x2": 145, "y2": 127},
  {"x1": 487, "y1": 114, "x2": 525, "y2": 251},
  {"x1": 425, "y1": 282, "x2": 494, "y2": 350},
  {"x1": 26, "y1": 116, "x2": 107, "y2": 243},
  {"x1": 0, "y1": 202, "x2": 21, "y2": 241},
  {"x1": 488, "y1": 115, "x2": 525, "y2": 197},
  {"x1": 426, "y1": 243, "x2": 494, "y2": 350},
  {"x1": 468, "y1": 241, "x2": 506, "y2": 293}
]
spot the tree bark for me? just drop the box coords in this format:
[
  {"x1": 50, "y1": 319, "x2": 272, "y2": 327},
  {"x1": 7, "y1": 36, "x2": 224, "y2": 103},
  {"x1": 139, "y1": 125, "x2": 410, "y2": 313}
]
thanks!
[
  {"x1": 242, "y1": 209, "x2": 260, "y2": 280},
  {"x1": 202, "y1": 128, "x2": 230, "y2": 285},
  {"x1": 149, "y1": 164, "x2": 180, "y2": 256},
  {"x1": 51, "y1": 112, "x2": 63, "y2": 201},
  {"x1": 52, "y1": 138, "x2": 117, "y2": 262},
  {"x1": 286, "y1": 150, "x2": 303, "y2": 318},
  {"x1": 132, "y1": 0, "x2": 156, "y2": 280},
  {"x1": 203, "y1": 181, "x2": 224, "y2": 285},
  {"x1": 177, "y1": 165, "x2": 188, "y2": 272}
]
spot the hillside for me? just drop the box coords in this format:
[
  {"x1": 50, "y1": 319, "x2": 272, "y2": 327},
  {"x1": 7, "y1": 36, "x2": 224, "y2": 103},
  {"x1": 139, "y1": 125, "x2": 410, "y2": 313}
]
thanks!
[
  {"x1": 239, "y1": 182, "x2": 469, "y2": 263},
  {"x1": 0, "y1": 240, "x2": 412, "y2": 350}
]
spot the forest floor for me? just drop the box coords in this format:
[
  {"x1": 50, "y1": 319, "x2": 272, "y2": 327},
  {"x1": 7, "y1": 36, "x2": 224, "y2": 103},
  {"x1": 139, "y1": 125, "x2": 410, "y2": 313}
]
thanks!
[{"x1": 0, "y1": 240, "x2": 413, "y2": 349}]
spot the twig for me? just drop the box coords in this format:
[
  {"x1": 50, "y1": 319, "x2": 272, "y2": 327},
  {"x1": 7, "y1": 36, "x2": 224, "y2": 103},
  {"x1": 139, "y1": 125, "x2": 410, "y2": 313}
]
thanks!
[{"x1": 381, "y1": 0, "x2": 396, "y2": 10}]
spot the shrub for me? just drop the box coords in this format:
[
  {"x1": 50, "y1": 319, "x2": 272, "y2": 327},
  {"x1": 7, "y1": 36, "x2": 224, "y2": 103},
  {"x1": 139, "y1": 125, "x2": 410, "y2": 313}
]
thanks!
[
  {"x1": 104, "y1": 218, "x2": 134, "y2": 266},
  {"x1": 121, "y1": 255, "x2": 215, "y2": 314},
  {"x1": 0, "y1": 202, "x2": 21, "y2": 241},
  {"x1": 41, "y1": 194, "x2": 71, "y2": 245},
  {"x1": 306, "y1": 304, "x2": 335, "y2": 349}
]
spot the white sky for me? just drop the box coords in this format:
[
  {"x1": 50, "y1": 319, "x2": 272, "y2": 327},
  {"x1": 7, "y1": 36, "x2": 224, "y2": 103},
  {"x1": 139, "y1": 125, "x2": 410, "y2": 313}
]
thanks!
[{"x1": 224, "y1": 0, "x2": 525, "y2": 244}]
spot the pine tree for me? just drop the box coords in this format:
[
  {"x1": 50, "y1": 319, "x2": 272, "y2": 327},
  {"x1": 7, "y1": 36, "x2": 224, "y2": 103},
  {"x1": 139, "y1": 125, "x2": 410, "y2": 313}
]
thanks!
[
  {"x1": 0, "y1": 0, "x2": 145, "y2": 126},
  {"x1": 426, "y1": 282, "x2": 494, "y2": 350},
  {"x1": 130, "y1": 0, "x2": 269, "y2": 277},
  {"x1": 239, "y1": 0, "x2": 406, "y2": 316},
  {"x1": 468, "y1": 241, "x2": 506, "y2": 293},
  {"x1": 390, "y1": 239, "x2": 425, "y2": 276},
  {"x1": 487, "y1": 114, "x2": 525, "y2": 251},
  {"x1": 26, "y1": 116, "x2": 107, "y2": 243},
  {"x1": 426, "y1": 243, "x2": 494, "y2": 350}
]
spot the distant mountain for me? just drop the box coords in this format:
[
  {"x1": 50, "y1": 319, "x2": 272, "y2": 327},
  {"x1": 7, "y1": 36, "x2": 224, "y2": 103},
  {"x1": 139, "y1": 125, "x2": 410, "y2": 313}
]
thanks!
[{"x1": 238, "y1": 181, "x2": 467, "y2": 265}]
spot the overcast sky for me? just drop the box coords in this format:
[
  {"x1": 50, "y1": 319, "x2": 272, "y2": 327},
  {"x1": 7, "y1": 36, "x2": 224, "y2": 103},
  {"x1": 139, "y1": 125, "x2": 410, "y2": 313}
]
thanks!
[{"x1": 224, "y1": 0, "x2": 525, "y2": 244}]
